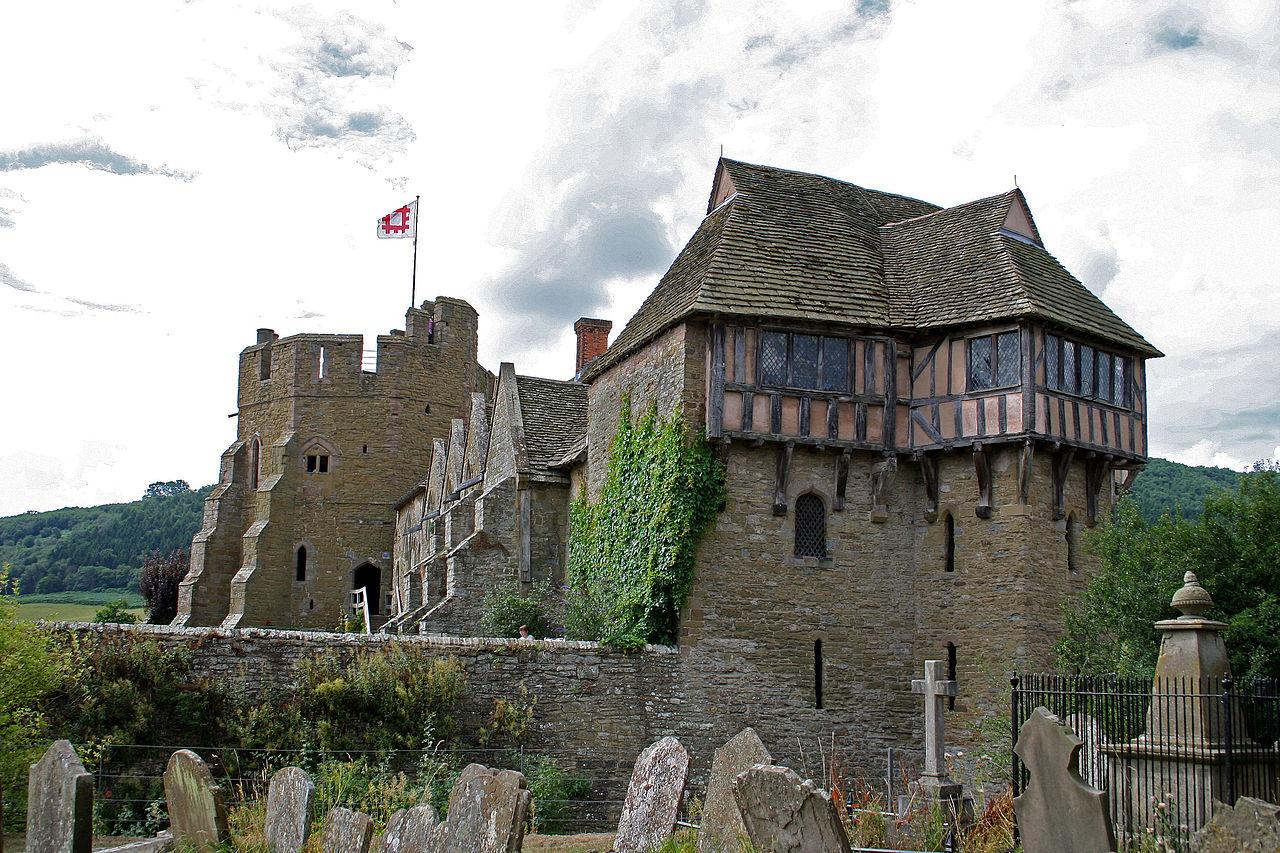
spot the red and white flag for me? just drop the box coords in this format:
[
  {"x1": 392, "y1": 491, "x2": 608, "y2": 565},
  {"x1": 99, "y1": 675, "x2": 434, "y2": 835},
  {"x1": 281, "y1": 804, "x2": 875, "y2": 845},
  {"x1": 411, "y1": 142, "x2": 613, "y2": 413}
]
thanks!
[{"x1": 377, "y1": 200, "x2": 417, "y2": 239}]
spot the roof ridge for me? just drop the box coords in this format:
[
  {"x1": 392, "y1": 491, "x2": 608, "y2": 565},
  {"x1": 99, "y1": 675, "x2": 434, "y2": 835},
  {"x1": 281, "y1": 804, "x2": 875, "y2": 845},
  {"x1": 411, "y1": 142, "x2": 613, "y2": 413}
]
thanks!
[
  {"x1": 515, "y1": 374, "x2": 586, "y2": 387},
  {"x1": 723, "y1": 157, "x2": 940, "y2": 212},
  {"x1": 879, "y1": 189, "x2": 1019, "y2": 230}
]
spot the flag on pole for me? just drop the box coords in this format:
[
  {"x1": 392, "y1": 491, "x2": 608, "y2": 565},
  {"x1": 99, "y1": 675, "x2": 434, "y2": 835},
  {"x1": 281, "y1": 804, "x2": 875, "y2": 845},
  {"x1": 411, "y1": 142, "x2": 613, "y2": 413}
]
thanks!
[{"x1": 376, "y1": 200, "x2": 417, "y2": 239}]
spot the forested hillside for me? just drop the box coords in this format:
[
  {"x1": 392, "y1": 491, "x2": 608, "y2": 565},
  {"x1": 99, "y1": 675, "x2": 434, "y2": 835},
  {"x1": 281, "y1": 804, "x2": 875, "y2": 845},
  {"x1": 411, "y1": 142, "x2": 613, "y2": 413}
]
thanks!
[
  {"x1": 0, "y1": 481, "x2": 210, "y2": 594},
  {"x1": 1128, "y1": 457, "x2": 1241, "y2": 521}
]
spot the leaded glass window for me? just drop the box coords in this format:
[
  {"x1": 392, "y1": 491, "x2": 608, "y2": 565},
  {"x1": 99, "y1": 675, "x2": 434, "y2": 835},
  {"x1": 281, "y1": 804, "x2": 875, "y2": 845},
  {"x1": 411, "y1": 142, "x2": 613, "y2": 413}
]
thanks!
[
  {"x1": 794, "y1": 493, "x2": 827, "y2": 558},
  {"x1": 760, "y1": 331, "x2": 787, "y2": 386},
  {"x1": 1096, "y1": 351, "x2": 1113, "y2": 403},
  {"x1": 1115, "y1": 357, "x2": 1129, "y2": 407},
  {"x1": 1062, "y1": 340, "x2": 1077, "y2": 393},
  {"x1": 995, "y1": 331, "x2": 1021, "y2": 387},
  {"x1": 792, "y1": 335, "x2": 819, "y2": 389},
  {"x1": 820, "y1": 337, "x2": 850, "y2": 392},
  {"x1": 1045, "y1": 335, "x2": 1060, "y2": 390},
  {"x1": 967, "y1": 336, "x2": 993, "y2": 390},
  {"x1": 1080, "y1": 346, "x2": 1095, "y2": 397}
]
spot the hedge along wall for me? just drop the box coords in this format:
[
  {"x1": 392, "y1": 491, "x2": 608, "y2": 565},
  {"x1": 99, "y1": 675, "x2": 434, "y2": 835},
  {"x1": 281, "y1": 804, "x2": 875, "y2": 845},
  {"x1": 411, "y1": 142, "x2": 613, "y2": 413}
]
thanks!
[{"x1": 46, "y1": 622, "x2": 683, "y2": 796}]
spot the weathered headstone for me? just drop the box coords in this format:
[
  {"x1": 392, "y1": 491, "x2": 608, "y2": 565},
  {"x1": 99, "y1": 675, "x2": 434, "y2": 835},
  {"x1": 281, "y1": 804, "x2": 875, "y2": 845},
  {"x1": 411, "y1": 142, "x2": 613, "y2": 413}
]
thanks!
[
  {"x1": 321, "y1": 807, "x2": 374, "y2": 853},
  {"x1": 698, "y1": 728, "x2": 772, "y2": 853},
  {"x1": 379, "y1": 804, "x2": 439, "y2": 853},
  {"x1": 1063, "y1": 713, "x2": 1109, "y2": 792},
  {"x1": 1013, "y1": 707, "x2": 1116, "y2": 853},
  {"x1": 732, "y1": 764, "x2": 850, "y2": 853},
  {"x1": 436, "y1": 763, "x2": 530, "y2": 853},
  {"x1": 265, "y1": 766, "x2": 315, "y2": 853},
  {"x1": 162, "y1": 750, "x2": 230, "y2": 853},
  {"x1": 614, "y1": 736, "x2": 691, "y2": 853},
  {"x1": 1191, "y1": 797, "x2": 1280, "y2": 853},
  {"x1": 26, "y1": 740, "x2": 93, "y2": 853},
  {"x1": 94, "y1": 833, "x2": 174, "y2": 853}
]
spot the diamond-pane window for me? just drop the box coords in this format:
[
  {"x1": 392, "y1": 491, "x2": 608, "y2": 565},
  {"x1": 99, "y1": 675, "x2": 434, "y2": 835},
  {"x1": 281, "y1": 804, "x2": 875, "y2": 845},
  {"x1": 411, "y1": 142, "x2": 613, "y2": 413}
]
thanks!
[
  {"x1": 996, "y1": 331, "x2": 1020, "y2": 387},
  {"x1": 760, "y1": 332, "x2": 787, "y2": 386},
  {"x1": 821, "y1": 337, "x2": 850, "y2": 392},
  {"x1": 1045, "y1": 335, "x2": 1060, "y2": 390},
  {"x1": 1080, "y1": 346, "x2": 1095, "y2": 397},
  {"x1": 1096, "y1": 352, "x2": 1113, "y2": 402},
  {"x1": 792, "y1": 335, "x2": 819, "y2": 388},
  {"x1": 968, "y1": 336, "x2": 993, "y2": 390},
  {"x1": 1062, "y1": 341, "x2": 1077, "y2": 393},
  {"x1": 794, "y1": 493, "x2": 826, "y2": 558},
  {"x1": 1115, "y1": 357, "x2": 1129, "y2": 407}
]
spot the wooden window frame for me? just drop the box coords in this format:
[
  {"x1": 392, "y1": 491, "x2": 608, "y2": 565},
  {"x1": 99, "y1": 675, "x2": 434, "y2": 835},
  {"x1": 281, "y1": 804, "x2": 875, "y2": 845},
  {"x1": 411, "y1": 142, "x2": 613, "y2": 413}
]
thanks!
[
  {"x1": 965, "y1": 330, "x2": 1021, "y2": 393},
  {"x1": 1043, "y1": 333, "x2": 1134, "y2": 411},
  {"x1": 756, "y1": 328, "x2": 854, "y2": 394}
]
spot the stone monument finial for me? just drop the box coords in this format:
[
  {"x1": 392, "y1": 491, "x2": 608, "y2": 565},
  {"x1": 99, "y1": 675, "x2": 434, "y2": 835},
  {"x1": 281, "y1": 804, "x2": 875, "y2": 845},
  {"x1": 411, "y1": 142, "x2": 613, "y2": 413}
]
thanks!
[{"x1": 1170, "y1": 571, "x2": 1213, "y2": 619}]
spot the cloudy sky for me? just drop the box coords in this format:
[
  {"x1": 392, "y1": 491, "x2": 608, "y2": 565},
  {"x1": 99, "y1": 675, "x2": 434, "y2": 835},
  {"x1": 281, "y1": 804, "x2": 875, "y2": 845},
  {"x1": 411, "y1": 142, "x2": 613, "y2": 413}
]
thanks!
[{"x1": 1, "y1": 0, "x2": 1277, "y2": 516}]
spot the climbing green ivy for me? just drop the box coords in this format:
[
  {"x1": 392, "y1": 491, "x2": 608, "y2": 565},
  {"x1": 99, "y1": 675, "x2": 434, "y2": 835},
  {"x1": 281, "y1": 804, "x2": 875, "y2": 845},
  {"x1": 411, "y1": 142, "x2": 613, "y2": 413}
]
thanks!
[{"x1": 565, "y1": 399, "x2": 725, "y2": 648}]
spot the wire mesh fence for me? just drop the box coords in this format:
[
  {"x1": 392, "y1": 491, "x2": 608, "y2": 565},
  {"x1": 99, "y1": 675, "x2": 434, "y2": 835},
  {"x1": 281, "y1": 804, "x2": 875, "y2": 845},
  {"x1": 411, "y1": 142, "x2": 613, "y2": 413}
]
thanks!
[{"x1": 1011, "y1": 673, "x2": 1280, "y2": 850}]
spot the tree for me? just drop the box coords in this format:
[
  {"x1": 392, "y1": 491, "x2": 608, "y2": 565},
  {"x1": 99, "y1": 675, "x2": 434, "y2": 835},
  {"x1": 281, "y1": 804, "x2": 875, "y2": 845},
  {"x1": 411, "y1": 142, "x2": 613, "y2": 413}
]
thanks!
[
  {"x1": 94, "y1": 599, "x2": 139, "y2": 624},
  {"x1": 144, "y1": 480, "x2": 191, "y2": 499},
  {"x1": 138, "y1": 549, "x2": 188, "y2": 625},
  {"x1": 1057, "y1": 469, "x2": 1280, "y2": 679}
]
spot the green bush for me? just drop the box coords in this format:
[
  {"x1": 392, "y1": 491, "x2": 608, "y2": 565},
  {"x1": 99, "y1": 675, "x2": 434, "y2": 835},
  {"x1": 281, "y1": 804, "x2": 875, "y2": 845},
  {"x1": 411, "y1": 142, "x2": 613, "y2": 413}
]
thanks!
[
  {"x1": 93, "y1": 599, "x2": 139, "y2": 624},
  {"x1": 566, "y1": 400, "x2": 724, "y2": 647},
  {"x1": 526, "y1": 755, "x2": 592, "y2": 834},
  {"x1": 479, "y1": 580, "x2": 556, "y2": 638}
]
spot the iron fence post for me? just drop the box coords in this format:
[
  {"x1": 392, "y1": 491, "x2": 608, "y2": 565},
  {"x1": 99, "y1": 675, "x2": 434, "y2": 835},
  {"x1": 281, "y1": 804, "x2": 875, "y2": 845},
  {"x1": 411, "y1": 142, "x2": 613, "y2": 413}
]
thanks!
[
  {"x1": 1222, "y1": 675, "x2": 1236, "y2": 806},
  {"x1": 1010, "y1": 673, "x2": 1020, "y2": 845}
]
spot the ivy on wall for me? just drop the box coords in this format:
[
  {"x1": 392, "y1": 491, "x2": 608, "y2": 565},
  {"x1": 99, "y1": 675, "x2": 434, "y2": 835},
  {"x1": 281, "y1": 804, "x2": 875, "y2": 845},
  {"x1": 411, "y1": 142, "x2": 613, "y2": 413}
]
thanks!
[{"x1": 565, "y1": 399, "x2": 725, "y2": 648}]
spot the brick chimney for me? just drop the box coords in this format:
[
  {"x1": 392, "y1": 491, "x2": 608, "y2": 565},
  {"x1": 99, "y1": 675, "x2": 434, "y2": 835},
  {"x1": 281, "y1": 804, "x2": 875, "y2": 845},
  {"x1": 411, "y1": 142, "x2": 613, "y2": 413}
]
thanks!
[{"x1": 574, "y1": 318, "x2": 612, "y2": 376}]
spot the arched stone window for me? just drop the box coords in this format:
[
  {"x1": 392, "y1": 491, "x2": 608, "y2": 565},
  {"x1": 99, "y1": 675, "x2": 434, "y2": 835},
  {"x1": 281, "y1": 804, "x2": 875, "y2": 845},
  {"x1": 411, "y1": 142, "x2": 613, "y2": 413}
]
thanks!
[
  {"x1": 794, "y1": 493, "x2": 826, "y2": 558},
  {"x1": 944, "y1": 512, "x2": 955, "y2": 572},
  {"x1": 1066, "y1": 513, "x2": 1080, "y2": 574},
  {"x1": 295, "y1": 546, "x2": 307, "y2": 582},
  {"x1": 250, "y1": 437, "x2": 261, "y2": 490}
]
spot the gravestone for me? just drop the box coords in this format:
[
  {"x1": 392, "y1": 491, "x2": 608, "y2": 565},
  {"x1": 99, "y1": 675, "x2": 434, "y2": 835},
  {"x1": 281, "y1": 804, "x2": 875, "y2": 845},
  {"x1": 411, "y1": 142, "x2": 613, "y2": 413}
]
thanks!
[
  {"x1": 321, "y1": 807, "x2": 374, "y2": 853},
  {"x1": 910, "y1": 659, "x2": 960, "y2": 800},
  {"x1": 162, "y1": 750, "x2": 230, "y2": 852},
  {"x1": 1063, "y1": 713, "x2": 1109, "y2": 792},
  {"x1": 26, "y1": 740, "x2": 93, "y2": 853},
  {"x1": 265, "y1": 766, "x2": 315, "y2": 853},
  {"x1": 1013, "y1": 707, "x2": 1116, "y2": 853},
  {"x1": 732, "y1": 764, "x2": 850, "y2": 853},
  {"x1": 614, "y1": 736, "x2": 691, "y2": 853},
  {"x1": 698, "y1": 728, "x2": 772, "y2": 853},
  {"x1": 379, "y1": 804, "x2": 439, "y2": 853},
  {"x1": 1191, "y1": 797, "x2": 1280, "y2": 853},
  {"x1": 94, "y1": 833, "x2": 173, "y2": 853},
  {"x1": 436, "y1": 763, "x2": 530, "y2": 853}
]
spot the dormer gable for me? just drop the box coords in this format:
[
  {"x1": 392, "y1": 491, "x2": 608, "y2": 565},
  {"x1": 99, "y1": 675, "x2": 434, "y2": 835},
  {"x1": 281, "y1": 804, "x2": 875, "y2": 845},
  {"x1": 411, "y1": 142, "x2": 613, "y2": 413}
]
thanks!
[
  {"x1": 706, "y1": 158, "x2": 739, "y2": 213},
  {"x1": 1001, "y1": 189, "x2": 1043, "y2": 246}
]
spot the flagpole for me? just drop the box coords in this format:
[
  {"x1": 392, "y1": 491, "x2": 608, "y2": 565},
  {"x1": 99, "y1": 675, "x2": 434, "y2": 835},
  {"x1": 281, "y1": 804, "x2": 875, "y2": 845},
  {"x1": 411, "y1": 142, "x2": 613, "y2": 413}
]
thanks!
[{"x1": 410, "y1": 194, "x2": 420, "y2": 308}]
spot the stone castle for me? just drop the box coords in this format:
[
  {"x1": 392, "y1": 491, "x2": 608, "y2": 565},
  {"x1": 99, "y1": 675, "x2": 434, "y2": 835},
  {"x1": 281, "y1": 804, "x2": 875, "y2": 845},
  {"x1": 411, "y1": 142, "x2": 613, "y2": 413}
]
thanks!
[{"x1": 175, "y1": 157, "x2": 1159, "y2": 763}]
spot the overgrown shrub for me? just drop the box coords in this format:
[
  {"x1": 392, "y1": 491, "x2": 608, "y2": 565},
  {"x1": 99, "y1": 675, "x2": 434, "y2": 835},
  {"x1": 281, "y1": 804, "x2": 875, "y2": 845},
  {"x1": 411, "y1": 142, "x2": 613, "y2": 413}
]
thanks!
[
  {"x1": 137, "y1": 549, "x2": 188, "y2": 625},
  {"x1": 479, "y1": 580, "x2": 556, "y2": 638},
  {"x1": 566, "y1": 400, "x2": 724, "y2": 647},
  {"x1": 477, "y1": 685, "x2": 536, "y2": 748},
  {"x1": 93, "y1": 599, "x2": 139, "y2": 624},
  {"x1": 525, "y1": 755, "x2": 591, "y2": 834}
]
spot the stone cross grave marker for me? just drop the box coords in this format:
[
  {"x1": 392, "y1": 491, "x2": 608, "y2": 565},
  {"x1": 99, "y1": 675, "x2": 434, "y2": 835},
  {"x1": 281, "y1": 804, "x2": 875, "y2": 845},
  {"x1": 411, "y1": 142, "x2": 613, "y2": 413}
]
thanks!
[
  {"x1": 437, "y1": 763, "x2": 531, "y2": 853},
  {"x1": 378, "y1": 804, "x2": 439, "y2": 853},
  {"x1": 162, "y1": 750, "x2": 230, "y2": 853},
  {"x1": 26, "y1": 740, "x2": 93, "y2": 853},
  {"x1": 614, "y1": 736, "x2": 691, "y2": 853},
  {"x1": 321, "y1": 807, "x2": 374, "y2": 853},
  {"x1": 911, "y1": 659, "x2": 961, "y2": 799},
  {"x1": 698, "y1": 728, "x2": 772, "y2": 853},
  {"x1": 731, "y1": 764, "x2": 851, "y2": 853},
  {"x1": 264, "y1": 766, "x2": 315, "y2": 853},
  {"x1": 1013, "y1": 706, "x2": 1116, "y2": 853}
]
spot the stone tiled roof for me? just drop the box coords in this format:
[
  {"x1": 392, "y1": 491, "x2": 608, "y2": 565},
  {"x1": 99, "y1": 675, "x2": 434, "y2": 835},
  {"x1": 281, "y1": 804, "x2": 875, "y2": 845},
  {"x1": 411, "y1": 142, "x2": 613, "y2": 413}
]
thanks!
[
  {"x1": 515, "y1": 375, "x2": 588, "y2": 475},
  {"x1": 584, "y1": 159, "x2": 1159, "y2": 378}
]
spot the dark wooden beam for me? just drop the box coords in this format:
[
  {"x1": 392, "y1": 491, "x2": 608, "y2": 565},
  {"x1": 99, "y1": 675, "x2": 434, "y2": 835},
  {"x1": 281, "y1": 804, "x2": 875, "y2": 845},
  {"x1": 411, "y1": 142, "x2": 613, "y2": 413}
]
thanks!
[
  {"x1": 1085, "y1": 457, "x2": 1111, "y2": 526},
  {"x1": 1018, "y1": 440, "x2": 1035, "y2": 505},
  {"x1": 708, "y1": 322, "x2": 726, "y2": 438},
  {"x1": 1052, "y1": 446, "x2": 1075, "y2": 521},
  {"x1": 870, "y1": 456, "x2": 897, "y2": 523},
  {"x1": 773, "y1": 442, "x2": 793, "y2": 516},
  {"x1": 919, "y1": 453, "x2": 939, "y2": 521},
  {"x1": 912, "y1": 337, "x2": 945, "y2": 382},
  {"x1": 911, "y1": 409, "x2": 945, "y2": 445},
  {"x1": 973, "y1": 443, "x2": 993, "y2": 519},
  {"x1": 834, "y1": 450, "x2": 851, "y2": 512},
  {"x1": 883, "y1": 340, "x2": 898, "y2": 448},
  {"x1": 1021, "y1": 322, "x2": 1035, "y2": 433}
]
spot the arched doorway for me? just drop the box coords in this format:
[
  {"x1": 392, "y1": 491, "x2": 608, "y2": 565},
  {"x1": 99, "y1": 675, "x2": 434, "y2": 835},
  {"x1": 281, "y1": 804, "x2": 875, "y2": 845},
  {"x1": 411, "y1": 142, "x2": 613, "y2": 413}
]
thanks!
[{"x1": 353, "y1": 563, "x2": 381, "y2": 615}]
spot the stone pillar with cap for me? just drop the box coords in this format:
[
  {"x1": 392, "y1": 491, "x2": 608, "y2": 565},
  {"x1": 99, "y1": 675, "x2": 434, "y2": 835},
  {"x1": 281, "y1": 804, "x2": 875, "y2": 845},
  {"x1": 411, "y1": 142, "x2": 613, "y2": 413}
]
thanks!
[{"x1": 1148, "y1": 571, "x2": 1234, "y2": 744}]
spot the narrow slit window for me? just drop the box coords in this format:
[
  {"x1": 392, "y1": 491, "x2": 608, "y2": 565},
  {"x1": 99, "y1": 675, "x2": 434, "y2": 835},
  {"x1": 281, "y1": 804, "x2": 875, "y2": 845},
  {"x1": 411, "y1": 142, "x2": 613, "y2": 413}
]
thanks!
[
  {"x1": 318, "y1": 455, "x2": 329, "y2": 473},
  {"x1": 794, "y1": 493, "x2": 827, "y2": 558},
  {"x1": 814, "y1": 639, "x2": 824, "y2": 709},
  {"x1": 295, "y1": 546, "x2": 307, "y2": 582},
  {"x1": 944, "y1": 513, "x2": 955, "y2": 572},
  {"x1": 318, "y1": 345, "x2": 327, "y2": 380},
  {"x1": 250, "y1": 438, "x2": 261, "y2": 490},
  {"x1": 258, "y1": 349, "x2": 271, "y2": 380},
  {"x1": 946, "y1": 643, "x2": 957, "y2": 710},
  {"x1": 1067, "y1": 514, "x2": 1080, "y2": 574}
]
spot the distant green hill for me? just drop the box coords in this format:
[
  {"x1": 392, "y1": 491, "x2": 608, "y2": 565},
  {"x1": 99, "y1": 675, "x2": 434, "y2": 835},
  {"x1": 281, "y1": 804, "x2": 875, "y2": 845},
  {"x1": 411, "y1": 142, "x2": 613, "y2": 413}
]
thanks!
[
  {"x1": 0, "y1": 481, "x2": 211, "y2": 595},
  {"x1": 1128, "y1": 457, "x2": 1241, "y2": 522}
]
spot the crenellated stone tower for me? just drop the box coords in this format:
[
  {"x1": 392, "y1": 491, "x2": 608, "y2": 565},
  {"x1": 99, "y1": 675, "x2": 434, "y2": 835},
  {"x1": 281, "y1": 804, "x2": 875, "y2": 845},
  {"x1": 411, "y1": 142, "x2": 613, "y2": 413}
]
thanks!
[{"x1": 175, "y1": 296, "x2": 491, "y2": 630}]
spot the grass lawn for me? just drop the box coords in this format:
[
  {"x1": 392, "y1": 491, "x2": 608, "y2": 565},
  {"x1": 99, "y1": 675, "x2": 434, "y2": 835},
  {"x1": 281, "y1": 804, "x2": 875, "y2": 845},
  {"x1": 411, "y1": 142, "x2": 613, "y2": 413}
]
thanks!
[
  {"x1": 14, "y1": 601, "x2": 147, "y2": 622},
  {"x1": 523, "y1": 834, "x2": 615, "y2": 852}
]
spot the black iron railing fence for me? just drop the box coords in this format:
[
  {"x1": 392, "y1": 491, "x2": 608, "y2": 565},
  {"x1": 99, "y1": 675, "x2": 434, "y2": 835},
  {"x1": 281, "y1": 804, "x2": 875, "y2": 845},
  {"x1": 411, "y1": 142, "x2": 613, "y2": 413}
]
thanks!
[{"x1": 1011, "y1": 673, "x2": 1280, "y2": 850}]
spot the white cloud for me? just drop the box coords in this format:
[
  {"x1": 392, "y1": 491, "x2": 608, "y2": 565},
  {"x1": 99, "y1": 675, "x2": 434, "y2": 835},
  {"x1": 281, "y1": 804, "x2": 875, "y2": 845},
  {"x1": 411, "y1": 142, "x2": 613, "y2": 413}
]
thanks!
[{"x1": 1164, "y1": 439, "x2": 1248, "y2": 472}]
